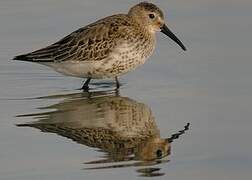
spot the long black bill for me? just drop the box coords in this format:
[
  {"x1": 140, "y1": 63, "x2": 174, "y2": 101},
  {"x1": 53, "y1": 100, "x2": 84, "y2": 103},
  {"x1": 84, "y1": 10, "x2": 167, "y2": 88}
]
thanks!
[
  {"x1": 165, "y1": 123, "x2": 190, "y2": 143},
  {"x1": 161, "y1": 24, "x2": 186, "y2": 51}
]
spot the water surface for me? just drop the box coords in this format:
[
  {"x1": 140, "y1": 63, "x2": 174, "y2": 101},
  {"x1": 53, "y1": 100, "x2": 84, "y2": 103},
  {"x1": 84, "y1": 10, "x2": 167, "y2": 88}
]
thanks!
[{"x1": 0, "y1": 0, "x2": 252, "y2": 179}]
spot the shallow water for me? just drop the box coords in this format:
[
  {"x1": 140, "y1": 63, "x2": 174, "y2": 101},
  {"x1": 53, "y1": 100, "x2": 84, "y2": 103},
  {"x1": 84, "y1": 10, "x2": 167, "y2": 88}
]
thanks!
[{"x1": 1, "y1": 0, "x2": 252, "y2": 179}]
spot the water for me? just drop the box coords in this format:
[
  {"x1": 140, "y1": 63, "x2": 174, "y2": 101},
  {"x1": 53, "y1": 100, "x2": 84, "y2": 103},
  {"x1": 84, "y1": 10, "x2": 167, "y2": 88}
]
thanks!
[{"x1": 1, "y1": 0, "x2": 252, "y2": 179}]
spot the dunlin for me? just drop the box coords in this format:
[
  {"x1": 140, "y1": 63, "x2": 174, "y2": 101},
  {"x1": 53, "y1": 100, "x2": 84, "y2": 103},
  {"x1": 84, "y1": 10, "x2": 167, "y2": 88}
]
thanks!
[
  {"x1": 14, "y1": 2, "x2": 186, "y2": 90},
  {"x1": 17, "y1": 94, "x2": 169, "y2": 161},
  {"x1": 17, "y1": 92, "x2": 190, "y2": 163}
]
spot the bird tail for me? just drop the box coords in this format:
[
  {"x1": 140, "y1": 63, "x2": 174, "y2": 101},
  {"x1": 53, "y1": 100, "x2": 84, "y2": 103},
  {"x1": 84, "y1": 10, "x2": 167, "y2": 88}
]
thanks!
[
  {"x1": 13, "y1": 54, "x2": 33, "y2": 61},
  {"x1": 13, "y1": 52, "x2": 55, "y2": 62},
  {"x1": 13, "y1": 43, "x2": 60, "y2": 62}
]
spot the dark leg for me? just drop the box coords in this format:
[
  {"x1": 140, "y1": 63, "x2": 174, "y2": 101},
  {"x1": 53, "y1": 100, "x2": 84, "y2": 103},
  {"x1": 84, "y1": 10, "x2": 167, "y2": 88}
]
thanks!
[
  {"x1": 115, "y1": 76, "x2": 120, "y2": 89},
  {"x1": 81, "y1": 78, "x2": 91, "y2": 91}
]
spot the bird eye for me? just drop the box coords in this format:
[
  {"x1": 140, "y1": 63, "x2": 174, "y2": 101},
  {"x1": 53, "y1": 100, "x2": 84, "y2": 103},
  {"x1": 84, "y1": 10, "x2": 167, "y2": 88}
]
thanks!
[
  {"x1": 149, "y1": 14, "x2": 155, "y2": 19},
  {"x1": 156, "y1": 149, "x2": 163, "y2": 158}
]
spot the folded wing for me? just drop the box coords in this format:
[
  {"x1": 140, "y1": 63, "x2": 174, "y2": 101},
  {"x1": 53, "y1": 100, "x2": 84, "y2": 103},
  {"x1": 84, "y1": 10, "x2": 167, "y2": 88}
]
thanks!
[{"x1": 14, "y1": 15, "x2": 131, "y2": 62}]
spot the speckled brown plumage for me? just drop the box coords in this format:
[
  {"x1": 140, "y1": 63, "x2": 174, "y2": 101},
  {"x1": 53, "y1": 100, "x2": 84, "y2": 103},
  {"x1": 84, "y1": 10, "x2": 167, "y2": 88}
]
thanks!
[
  {"x1": 14, "y1": 1, "x2": 186, "y2": 88},
  {"x1": 20, "y1": 15, "x2": 152, "y2": 63},
  {"x1": 17, "y1": 93, "x2": 170, "y2": 161}
]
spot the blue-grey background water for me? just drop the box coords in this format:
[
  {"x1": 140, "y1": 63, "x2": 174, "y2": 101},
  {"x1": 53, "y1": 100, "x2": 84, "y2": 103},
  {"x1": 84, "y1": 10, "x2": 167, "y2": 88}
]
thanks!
[{"x1": 1, "y1": 0, "x2": 252, "y2": 179}]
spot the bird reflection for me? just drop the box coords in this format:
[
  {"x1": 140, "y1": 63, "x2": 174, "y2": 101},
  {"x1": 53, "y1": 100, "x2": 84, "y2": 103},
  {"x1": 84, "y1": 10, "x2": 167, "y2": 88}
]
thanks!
[{"x1": 17, "y1": 90, "x2": 189, "y2": 177}]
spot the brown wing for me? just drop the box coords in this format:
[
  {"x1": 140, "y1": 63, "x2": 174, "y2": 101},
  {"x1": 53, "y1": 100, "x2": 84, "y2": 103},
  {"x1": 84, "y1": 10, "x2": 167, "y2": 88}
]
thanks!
[{"x1": 14, "y1": 14, "x2": 133, "y2": 62}]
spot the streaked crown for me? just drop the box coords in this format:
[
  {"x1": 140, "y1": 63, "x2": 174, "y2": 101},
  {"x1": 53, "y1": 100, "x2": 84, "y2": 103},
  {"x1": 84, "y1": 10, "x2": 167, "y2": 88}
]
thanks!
[{"x1": 128, "y1": 2, "x2": 165, "y2": 32}]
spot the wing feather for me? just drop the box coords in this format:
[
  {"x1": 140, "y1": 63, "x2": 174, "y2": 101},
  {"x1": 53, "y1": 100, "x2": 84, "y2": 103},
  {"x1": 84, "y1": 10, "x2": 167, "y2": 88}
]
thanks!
[{"x1": 14, "y1": 14, "x2": 133, "y2": 62}]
